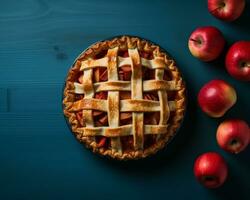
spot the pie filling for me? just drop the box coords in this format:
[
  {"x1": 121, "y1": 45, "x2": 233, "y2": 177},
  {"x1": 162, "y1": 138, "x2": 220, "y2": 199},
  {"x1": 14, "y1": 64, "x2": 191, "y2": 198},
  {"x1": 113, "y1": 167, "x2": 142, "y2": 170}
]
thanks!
[{"x1": 73, "y1": 50, "x2": 178, "y2": 151}]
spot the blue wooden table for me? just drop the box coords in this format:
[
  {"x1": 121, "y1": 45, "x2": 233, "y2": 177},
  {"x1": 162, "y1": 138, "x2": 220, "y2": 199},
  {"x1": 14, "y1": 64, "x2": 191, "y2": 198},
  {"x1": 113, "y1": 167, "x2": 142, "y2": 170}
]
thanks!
[{"x1": 0, "y1": 0, "x2": 249, "y2": 199}]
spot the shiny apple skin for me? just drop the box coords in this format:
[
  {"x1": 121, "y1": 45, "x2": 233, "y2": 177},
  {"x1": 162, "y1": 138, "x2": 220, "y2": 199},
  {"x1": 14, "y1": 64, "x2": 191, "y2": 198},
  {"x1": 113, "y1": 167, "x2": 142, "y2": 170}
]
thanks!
[
  {"x1": 208, "y1": 0, "x2": 245, "y2": 22},
  {"x1": 198, "y1": 80, "x2": 237, "y2": 117},
  {"x1": 217, "y1": 119, "x2": 250, "y2": 153},
  {"x1": 194, "y1": 152, "x2": 228, "y2": 188},
  {"x1": 226, "y1": 41, "x2": 250, "y2": 81},
  {"x1": 188, "y1": 26, "x2": 225, "y2": 62}
]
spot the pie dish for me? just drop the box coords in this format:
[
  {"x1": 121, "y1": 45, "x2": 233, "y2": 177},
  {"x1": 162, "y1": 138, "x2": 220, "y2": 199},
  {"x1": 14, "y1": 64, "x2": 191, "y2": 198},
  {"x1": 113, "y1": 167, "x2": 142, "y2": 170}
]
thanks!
[{"x1": 63, "y1": 36, "x2": 186, "y2": 160}]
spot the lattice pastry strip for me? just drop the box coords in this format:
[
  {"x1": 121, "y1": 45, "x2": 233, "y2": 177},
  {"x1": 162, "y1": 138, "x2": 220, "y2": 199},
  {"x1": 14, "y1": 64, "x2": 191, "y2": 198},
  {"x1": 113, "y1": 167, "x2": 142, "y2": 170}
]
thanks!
[
  {"x1": 155, "y1": 68, "x2": 169, "y2": 142},
  {"x1": 69, "y1": 99, "x2": 176, "y2": 113},
  {"x1": 80, "y1": 66, "x2": 95, "y2": 143},
  {"x1": 128, "y1": 48, "x2": 144, "y2": 150},
  {"x1": 106, "y1": 47, "x2": 122, "y2": 153},
  {"x1": 74, "y1": 80, "x2": 181, "y2": 94},
  {"x1": 76, "y1": 124, "x2": 168, "y2": 137}
]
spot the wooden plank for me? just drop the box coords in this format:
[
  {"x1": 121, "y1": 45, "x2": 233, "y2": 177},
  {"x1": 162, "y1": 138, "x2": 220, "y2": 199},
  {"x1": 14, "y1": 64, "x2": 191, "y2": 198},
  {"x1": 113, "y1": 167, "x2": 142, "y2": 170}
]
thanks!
[
  {"x1": 0, "y1": 113, "x2": 66, "y2": 133},
  {"x1": 7, "y1": 86, "x2": 62, "y2": 113},
  {"x1": 0, "y1": 88, "x2": 8, "y2": 112}
]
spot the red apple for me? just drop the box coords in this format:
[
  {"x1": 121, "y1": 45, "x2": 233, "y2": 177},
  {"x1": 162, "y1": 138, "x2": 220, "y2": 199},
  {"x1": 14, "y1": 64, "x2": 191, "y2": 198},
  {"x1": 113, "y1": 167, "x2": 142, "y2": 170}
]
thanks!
[
  {"x1": 194, "y1": 152, "x2": 228, "y2": 188},
  {"x1": 208, "y1": 0, "x2": 245, "y2": 22},
  {"x1": 198, "y1": 79, "x2": 237, "y2": 117},
  {"x1": 225, "y1": 41, "x2": 250, "y2": 81},
  {"x1": 217, "y1": 119, "x2": 250, "y2": 153},
  {"x1": 188, "y1": 26, "x2": 225, "y2": 61}
]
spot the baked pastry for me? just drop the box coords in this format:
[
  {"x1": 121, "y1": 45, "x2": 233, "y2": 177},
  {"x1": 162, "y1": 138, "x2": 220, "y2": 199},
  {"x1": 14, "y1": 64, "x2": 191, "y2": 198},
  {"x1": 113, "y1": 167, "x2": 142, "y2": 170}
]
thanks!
[{"x1": 63, "y1": 36, "x2": 186, "y2": 160}]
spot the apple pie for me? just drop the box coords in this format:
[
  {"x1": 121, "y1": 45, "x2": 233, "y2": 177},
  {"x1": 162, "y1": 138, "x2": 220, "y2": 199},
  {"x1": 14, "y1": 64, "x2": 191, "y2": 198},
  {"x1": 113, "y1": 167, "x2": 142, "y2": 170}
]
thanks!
[{"x1": 63, "y1": 36, "x2": 186, "y2": 160}]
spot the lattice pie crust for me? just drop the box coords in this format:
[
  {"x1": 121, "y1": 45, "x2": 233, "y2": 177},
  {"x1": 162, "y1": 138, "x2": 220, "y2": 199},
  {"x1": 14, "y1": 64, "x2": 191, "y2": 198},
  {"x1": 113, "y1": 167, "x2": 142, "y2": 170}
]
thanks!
[{"x1": 63, "y1": 36, "x2": 186, "y2": 160}]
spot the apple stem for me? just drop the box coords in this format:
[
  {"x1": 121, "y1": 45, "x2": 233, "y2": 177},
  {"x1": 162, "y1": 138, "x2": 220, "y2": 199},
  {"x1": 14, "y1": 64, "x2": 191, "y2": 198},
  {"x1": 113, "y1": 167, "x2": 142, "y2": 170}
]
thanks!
[
  {"x1": 210, "y1": 2, "x2": 225, "y2": 13},
  {"x1": 228, "y1": 138, "x2": 241, "y2": 153},
  {"x1": 190, "y1": 38, "x2": 202, "y2": 44},
  {"x1": 204, "y1": 176, "x2": 215, "y2": 182},
  {"x1": 240, "y1": 62, "x2": 250, "y2": 68},
  {"x1": 230, "y1": 139, "x2": 238, "y2": 146},
  {"x1": 201, "y1": 175, "x2": 218, "y2": 183}
]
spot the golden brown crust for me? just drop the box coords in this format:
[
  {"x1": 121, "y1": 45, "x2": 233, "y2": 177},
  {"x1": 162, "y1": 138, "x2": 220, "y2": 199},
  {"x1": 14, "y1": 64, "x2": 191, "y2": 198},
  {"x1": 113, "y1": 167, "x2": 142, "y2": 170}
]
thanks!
[{"x1": 63, "y1": 36, "x2": 186, "y2": 160}]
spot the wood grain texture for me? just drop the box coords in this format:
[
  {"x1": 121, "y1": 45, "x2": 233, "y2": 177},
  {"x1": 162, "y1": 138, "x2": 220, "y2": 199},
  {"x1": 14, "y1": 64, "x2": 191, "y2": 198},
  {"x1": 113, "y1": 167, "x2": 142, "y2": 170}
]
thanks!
[{"x1": 0, "y1": 0, "x2": 250, "y2": 200}]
